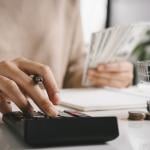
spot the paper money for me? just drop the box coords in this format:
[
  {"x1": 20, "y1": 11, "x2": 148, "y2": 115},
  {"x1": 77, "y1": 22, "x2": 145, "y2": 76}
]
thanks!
[{"x1": 82, "y1": 23, "x2": 150, "y2": 86}]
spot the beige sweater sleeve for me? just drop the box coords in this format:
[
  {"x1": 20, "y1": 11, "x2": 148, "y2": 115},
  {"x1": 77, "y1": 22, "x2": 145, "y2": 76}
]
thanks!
[{"x1": 63, "y1": 2, "x2": 87, "y2": 88}]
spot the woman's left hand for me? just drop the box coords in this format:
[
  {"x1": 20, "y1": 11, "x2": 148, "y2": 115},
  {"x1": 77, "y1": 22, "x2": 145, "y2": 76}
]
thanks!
[{"x1": 88, "y1": 61, "x2": 134, "y2": 88}]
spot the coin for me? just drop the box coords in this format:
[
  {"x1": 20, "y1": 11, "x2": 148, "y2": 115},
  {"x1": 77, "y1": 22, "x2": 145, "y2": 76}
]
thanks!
[
  {"x1": 128, "y1": 111, "x2": 146, "y2": 121},
  {"x1": 145, "y1": 112, "x2": 150, "y2": 120}
]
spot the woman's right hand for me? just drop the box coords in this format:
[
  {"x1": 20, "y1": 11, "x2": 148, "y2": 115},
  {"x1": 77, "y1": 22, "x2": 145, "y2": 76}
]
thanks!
[{"x1": 0, "y1": 57, "x2": 60, "y2": 117}]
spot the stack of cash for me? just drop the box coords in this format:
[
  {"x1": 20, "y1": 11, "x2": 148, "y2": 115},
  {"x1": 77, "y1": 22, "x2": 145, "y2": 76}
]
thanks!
[{"x1": 82, "y1": 23, "x2": 150, "y2": 86}]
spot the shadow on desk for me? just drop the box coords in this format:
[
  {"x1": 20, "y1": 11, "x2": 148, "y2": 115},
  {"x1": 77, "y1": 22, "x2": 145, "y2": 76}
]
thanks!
[{"x1": 0, "y1": 123, "x2": 27, "y2": 149}]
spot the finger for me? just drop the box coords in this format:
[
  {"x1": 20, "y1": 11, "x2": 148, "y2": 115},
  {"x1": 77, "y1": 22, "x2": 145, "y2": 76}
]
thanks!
[
  {"x1": 0, "y1": 75, "x2": 33, "y2": 113},
  {"x1": 89, "y1": 77, "x2": 110, "y2": 87},
  {"x1": 90, "y1": 73, "x2": 132, "y2": 88},
  {"x1": 0, "y1": 93, "x2": 12, "y2": 114},
  {"x1": 89, "y1": 76, "x2": 130, "y2": 88},
  {"x1": 97, "y1": 62, "x2": 133, "y2": 72},
  {"x1": 13, "y1": 58, "x2": 60, "y2": 105},
  {"x1": 0, "y1": 61, "x2": 58, "y2": 117},
  {"x1": 88, "y1": 70, "x2": 133, "y2": 82}
]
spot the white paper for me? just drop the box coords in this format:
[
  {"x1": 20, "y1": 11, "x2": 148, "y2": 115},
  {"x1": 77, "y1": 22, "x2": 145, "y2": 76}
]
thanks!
[{"x1": 60, "y1": 88, "x2": 148, "y2": 111}]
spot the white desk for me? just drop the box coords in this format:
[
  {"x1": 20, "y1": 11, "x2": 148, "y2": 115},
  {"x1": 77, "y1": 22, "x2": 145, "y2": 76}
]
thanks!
[
  {"x1": 1, "y1": 109, "x2": 150, "y2": 150},
  {"x1": 0, "y1": 89, "x2": 150, "y2": 150}
]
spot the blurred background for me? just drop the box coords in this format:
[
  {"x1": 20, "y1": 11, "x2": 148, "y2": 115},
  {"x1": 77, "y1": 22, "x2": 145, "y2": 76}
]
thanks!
[{"x1": 80, "y1": 0, "x2": 150, "y2": 61}]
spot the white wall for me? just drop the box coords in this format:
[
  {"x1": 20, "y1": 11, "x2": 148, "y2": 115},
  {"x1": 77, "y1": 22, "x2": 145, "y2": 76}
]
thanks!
[
  {"x1": 80, "y1": 0, "x2": 107, "y2": 45},
  {"x1": 110, "y1": 0, "x2": 150, "y2": 26}
]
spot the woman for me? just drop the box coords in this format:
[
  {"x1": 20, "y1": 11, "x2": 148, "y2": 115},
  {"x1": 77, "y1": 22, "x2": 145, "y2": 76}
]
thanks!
[{"x1": 0, "y1": 0, "x2": 133, "y2": 117}]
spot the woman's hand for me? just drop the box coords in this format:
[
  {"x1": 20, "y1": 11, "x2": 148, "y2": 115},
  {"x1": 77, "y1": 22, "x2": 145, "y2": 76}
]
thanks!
[
  {"x1": 0, "y1": 57, "x2": 60, "y2": 117},
  {"x1": 88, "y1": 61, "x2": 134, "y2": 88}
]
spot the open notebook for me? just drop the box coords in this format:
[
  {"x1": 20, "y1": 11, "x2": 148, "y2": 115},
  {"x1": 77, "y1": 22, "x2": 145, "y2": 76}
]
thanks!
[{"x1": 60, "y1": 88, "x2": 148, "y2": 111}]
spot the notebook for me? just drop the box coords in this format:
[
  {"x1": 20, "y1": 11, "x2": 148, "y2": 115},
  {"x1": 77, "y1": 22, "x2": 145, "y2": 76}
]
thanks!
[{"x1": 60, "y1": 88, "x2": 148, "y2": 111}]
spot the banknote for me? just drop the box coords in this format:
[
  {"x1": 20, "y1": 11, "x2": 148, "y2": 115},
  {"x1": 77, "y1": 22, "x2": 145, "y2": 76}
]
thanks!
[{"x1": 82, "y1": 23, "x2": 150, "y2": 86}]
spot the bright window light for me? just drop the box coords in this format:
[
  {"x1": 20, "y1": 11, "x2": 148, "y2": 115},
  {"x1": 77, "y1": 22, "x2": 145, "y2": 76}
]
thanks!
[{"x1": 80, "y1": 0, "x2": 107, "y2": 45}]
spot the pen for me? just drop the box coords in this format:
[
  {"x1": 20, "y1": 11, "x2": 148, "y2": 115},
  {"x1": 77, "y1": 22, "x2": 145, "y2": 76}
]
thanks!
[{"x1": 64, "y1": 110, "x2": 90, "y2": 117}]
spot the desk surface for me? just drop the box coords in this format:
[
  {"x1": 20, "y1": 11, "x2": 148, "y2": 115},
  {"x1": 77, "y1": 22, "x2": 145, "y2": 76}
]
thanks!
[
  {"x1": 1, "y1": 110, "x2": 150, "y2": 150},
  {"x1": 0, "y1": 88, "x2": 150, "y2": 150}
]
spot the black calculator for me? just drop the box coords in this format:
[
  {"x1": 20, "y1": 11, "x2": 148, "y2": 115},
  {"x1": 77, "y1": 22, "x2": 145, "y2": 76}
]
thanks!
[{"x1": 2, "y1": 111, "x2": 119, "y2": 147}]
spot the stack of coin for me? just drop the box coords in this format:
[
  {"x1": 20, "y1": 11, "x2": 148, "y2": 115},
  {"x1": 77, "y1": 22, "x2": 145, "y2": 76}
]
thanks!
[
  {"x1": 128, "y1": 111, "x2": 146, "y2": 121},
  {"x1": 145, "y1": 112, "x2": 150, "y2": 120},
  {"x1": 128, "y1": 100, "x2": 150, "y2": 121}
]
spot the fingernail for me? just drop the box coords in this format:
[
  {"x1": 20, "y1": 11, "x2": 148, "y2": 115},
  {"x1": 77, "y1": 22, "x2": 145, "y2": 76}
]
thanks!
[
  {"x1": 53, "y1": 93, "x2": 61, "y2": 105},
  {"x1": 22, "y1": 101, "x2": 34, "y2": 115},
  {"x1": 48, "y1": 106, "x2": 59, "y2": 117}
]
